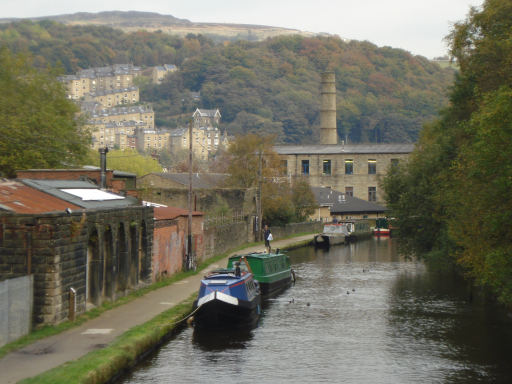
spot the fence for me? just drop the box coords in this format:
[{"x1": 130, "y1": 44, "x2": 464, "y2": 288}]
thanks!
[
  {"x1": 203, "y1": 210, "x2": 247, "y2": 230},
  {"x1": 0, "y1": 275, "x2": 33, "y2": 347}
]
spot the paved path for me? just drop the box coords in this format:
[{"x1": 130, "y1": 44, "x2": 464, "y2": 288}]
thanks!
[{"x1": 0, "y1": 235, "x2": 313, "y2": 383}]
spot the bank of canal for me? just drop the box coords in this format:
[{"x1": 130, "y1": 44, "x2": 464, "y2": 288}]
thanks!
[{"x1": 119, "y1": 238, "x2": 512, "y2": 384}]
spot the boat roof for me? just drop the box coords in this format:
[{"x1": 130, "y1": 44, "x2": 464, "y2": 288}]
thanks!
[{"x1": 230, "y1": 251, "x2": 285, "y2": 258}]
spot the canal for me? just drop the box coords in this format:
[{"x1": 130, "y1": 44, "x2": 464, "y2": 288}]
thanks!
[{"x1": 119, "y1": 238, "x2": 512, "y2": 383}]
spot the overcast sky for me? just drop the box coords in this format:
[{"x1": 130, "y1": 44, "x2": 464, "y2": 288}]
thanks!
[{"x1": 1, "y1": 0, "x2": 483, "y2": 58}]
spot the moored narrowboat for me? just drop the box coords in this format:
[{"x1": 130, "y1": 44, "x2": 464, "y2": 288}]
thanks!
[
  {"x1": 192, "y1": 266, "x2": 261, "y2": 330},
  {"x1": 227, "y1": 251, "x2": 293, "y2": 299},
  {"x1": 314, "y1": 223, "x2": 350, "y2": 247}
]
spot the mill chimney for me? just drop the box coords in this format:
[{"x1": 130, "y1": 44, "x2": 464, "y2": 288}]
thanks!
[{"x1": 320, "y1": 71, "x2": 338, "y2": 145}]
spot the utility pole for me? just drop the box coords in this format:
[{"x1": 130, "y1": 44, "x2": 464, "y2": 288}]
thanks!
[
  {"x1": 187, "y1": 118, "x2": 194, "y2": 270},
  {"x1": 257, "y1": 149, "x2": 263, "y2": 241}
]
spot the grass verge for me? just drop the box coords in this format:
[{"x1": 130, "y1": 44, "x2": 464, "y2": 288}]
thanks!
[{"x1": 19, "y1": 295, "x2": 196, "y2": 384}]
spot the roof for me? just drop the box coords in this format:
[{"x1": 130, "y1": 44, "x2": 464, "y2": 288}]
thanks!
[
  {"x1": 154, "y1": 206, "x2": 203, "y2": 220},
  {"x1": 20, "y1": 179, "x2": 140, "y2": 210},
  {"x1": 311, "y1": 186, "x2": 387, "y2": 214},
  {"x1": 193, "y1": 108, "x2": 221, "y2": 118},
  {"x1": 274, "y1": 143, "x2": 415, "y2": 155},
  {"x1": 144, "y1": 173, "x2": 227, "y2": 189},
  {"x1": 0, "y1": 180, "x2": 81, "y2": 214}
]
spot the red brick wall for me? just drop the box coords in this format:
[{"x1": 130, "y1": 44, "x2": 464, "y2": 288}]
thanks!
[{"x1": 152, "y1": 215, "x2": 204, "y2": 280}]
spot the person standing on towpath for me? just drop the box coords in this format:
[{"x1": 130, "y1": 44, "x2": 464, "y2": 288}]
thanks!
[{"x1": 263, "y1": 224, "x2": 272, "y2": 253}]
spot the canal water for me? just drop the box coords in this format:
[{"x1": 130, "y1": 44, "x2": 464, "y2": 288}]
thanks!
[{"x1": 119, "y1": 238, "x2": 512, "y2": 384}]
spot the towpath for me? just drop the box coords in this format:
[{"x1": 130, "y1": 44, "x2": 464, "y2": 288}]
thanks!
[{"x1": 0, "y1": 234, "x2": 313, "y2": 383}]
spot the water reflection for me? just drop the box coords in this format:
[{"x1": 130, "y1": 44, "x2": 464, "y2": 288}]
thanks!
[
  {"x1": 192, "y1": 328, "x2": 253, "y2": 351},
  {"x1": 119, "y1": 239, "x2": 512, "y2": 384}
]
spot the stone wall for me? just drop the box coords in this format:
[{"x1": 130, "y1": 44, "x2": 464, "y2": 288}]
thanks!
[
  {"x1": 138, "y1": 187, "x2": 257, "y2": 216},
  {"x1": 0, "y1": 275, "x2": 33, "y2": 347},
  {"x1": 203, "y1": 217, "x2": 253, "y2": 261},
  {"x1": 269, "y1": 221, "x2": 323, "y2": 242},
  {"x1": 0, "y1": 206, "x2": 154, "y2": 326}
]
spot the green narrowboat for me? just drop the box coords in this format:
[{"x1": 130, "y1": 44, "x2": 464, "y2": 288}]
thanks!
[{"x1": 227, "y1": 251, "x2": 294, "y2": 299}]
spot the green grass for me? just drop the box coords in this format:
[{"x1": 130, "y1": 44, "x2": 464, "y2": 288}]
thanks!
[{"x1": 19, "y1": 295, "x2": 196, "y2": 384}]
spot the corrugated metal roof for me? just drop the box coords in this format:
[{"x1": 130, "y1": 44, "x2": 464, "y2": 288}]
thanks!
[
  {"x1": 0, "y1": 180, "x2": 81, "y2": 214},
  {"x1": 21, "y1": 179, "x2": 140, "y2": 209},
  {"x1": 274, "y1": 143, "x2": 415, "y2": 155},
  {"x1": 154, "y1": 206, "x2": 203, "y2": 220}
]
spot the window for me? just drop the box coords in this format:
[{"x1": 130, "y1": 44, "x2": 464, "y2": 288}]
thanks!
[
  {"x1": 368, "y1": 187, "x2": 377, "y2": 202},
  {"x1": 368, "y1": 159, "x2": 377, "y2": 174},
  {"x1": 345, "y1": 187, "x2": 353, "y2": 197},
  {"x1": 281, "y1": 160, "x2": 288, "y2": 176},
  {"x1": 345, "y1": 159, "x2": 353, "y2": 175},
  {"x1": 323, "y1": 160, "x2": 331, "y2": 175},
  {"x1": 391, "y1": 158, "x2": 399, "y2": 167},
  {"x1": 301, "y1": 160, "x2": 310, "y2": 175}
]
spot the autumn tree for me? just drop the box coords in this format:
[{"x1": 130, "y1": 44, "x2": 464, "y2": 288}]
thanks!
[
  {"x1": 383, "y1": 0, "x2": 512, "y2": 305},
  {"x1": 0, "y1": 47, "x2": 89, "y2": 177},
  {"x1": 222, "y1": 134, "x2": 316, "y2": 225}
]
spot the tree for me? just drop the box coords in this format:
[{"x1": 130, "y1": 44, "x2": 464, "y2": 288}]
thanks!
[
  {"x1": 0, "y1": 47, "x2": 89, "y2": 177},
  {"x1": 383, "y1": 0, "x2": 512, "y2": 305},
  {"x1": 291, "y1": 178, "x2": 317, "y2": 222},
  {"x1": 221, "y1": 134, "x2": 281, "y2": 189},
  {"x1": 86, "y1": 149, "x2": 163, "y2": 177}
]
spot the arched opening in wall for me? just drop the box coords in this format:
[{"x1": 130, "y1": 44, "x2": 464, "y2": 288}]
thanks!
[
  {"x1": 87, "y1": 229, "x2": 101, "y2": 306},
  {"x1": 129, "y1": 222, "x2": 139, "y2": 287},
  {"x1": 104, "y1": 225, "x2": 114, "y2": 299},
  {"x1": 117, "y1": 223, "x2": 128, "y2": 292},
  {"x1": 139, "y1": 221, "x2": 148, "y2": 282}
]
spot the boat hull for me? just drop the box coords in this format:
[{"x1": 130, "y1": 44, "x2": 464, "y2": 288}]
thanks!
[
  {"x1": 259, "y1": 275, "x2": 292, "y2": 298},
  {"x1": 314, "y1": 233, "x2": 345, "y2": 247},
  {"x1": 373, "y1": 228, "x2": 390, "y2": 236},
  {"x1": 193, "y1": 292, "x2": 261, "y2": 330}
]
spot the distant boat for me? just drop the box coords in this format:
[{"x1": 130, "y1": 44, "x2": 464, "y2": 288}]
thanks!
[
  {"x1": 227, "y1": 251, "x2": 294, "y2": 299},
  {"x1": 314, "y1": 223, "x2": 349, "y2": 247},
  {"x1": 373, "y1": 218, "x2": 390, "y2": 237},
  {"x1": 192, "y1": 267, "x2": 261, "y2": 330}
]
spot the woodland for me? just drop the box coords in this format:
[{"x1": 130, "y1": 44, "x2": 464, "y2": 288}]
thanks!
[
  {"x1": 0, "y1": 19, "x2": 455, "y2": 144},
  {"x1": 383, "y1": 0, "x2": 512, "y2": 306}
]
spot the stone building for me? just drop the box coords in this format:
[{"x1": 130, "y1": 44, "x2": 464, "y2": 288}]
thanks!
[
  {"x1": 59, "y1": 64, "x2": 141, "y2": 101},
  {"x1": 169, "y1": 109, "x2": 229, "y2": 161},
  {"x1": 275, "y1": 143, "x2": 413, "y2": 204},
  {"x1": 84, "y1": 87, "x2": 140, "y2": 108},
  {"x1": 274, "y1": 72, "x2": 413, "y2": 204},
  {"x1": 83, "y1": 104, "x2": 155, "y2": 129},
  {"x1": 193, "y1": 108, "x2": 221, "y2": 128},
  {"x1": 135, "y1": 129, "x2": 171, "y2": 152},
  {"x1": 310, "y1": 186, "x2": 387, "y2": 222},
  {"x1": 0, "y1": 179, "x2": 153, "y2": 326},
  {"x1": 87, "y1": 121, "x2": 145, "y2": 150},
  {"x1": 152, "y1": 64, "x2": 178, "y2": 84}
]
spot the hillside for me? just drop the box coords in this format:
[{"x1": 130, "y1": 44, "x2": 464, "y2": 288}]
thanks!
[
  {"x1": 0, "y1": 19, "x2": 455, "y2": 144},
  {"x1": 0, "y1": 11, "x2": 315, "y2": 43}
]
